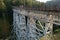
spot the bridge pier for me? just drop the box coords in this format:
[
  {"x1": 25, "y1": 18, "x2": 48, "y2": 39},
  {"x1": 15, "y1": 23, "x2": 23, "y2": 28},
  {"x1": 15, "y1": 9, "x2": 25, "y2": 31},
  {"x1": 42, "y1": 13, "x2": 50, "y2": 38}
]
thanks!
[
  {"x1": 12, "y1": 11, "x2": 27, "y2": 40},
  {"x1": 44, "y1": 15, "x2": 54, "y2": 40}
]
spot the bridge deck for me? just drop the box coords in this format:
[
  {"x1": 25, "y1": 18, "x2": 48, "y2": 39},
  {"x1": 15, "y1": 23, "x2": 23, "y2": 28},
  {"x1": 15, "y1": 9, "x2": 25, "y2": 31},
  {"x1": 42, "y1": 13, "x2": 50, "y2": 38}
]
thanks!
[{"x1": 13, "y1": 8, "x2": 60, "y2": 25}]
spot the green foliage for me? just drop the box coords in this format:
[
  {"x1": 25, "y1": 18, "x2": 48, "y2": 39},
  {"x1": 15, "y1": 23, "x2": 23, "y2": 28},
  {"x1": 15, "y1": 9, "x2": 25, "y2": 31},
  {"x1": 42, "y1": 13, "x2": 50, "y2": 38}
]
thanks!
[
  {"x1": 11, "y1": 0, "x2": 20, "y2": 6},
  {"x1": 0, "y1": 0, "x2": 6, "y2": 12},
  {"x1": 36, "y1": 20, "x2": 45, "y2": 30},
  {"x1": 0, "y1": 0, "x2": 13, "y2": 38}
]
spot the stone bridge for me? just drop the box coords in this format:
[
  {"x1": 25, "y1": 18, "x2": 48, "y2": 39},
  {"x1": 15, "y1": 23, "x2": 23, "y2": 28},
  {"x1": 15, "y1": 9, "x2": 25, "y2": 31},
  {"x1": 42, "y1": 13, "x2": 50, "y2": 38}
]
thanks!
[{"x1": 12, "y1": 7, "x2": 60, "y2": 40}]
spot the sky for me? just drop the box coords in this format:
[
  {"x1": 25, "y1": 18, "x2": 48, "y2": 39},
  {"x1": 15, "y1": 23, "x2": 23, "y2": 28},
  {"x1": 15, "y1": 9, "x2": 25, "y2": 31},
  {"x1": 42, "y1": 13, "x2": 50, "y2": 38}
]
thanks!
[{"x1": 36, "y1": 0, "x2": 51, "y2": 3}]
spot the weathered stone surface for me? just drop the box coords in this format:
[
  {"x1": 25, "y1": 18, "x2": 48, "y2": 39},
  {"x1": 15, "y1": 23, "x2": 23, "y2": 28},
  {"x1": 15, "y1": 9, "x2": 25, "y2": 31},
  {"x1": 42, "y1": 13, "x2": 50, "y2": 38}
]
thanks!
[
  {"x1": 12, "y1": 9, "x2": 44, "y2": 40},
  {"x1": 12, "y1": 10, "x2": 26, "y2": 40}
]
